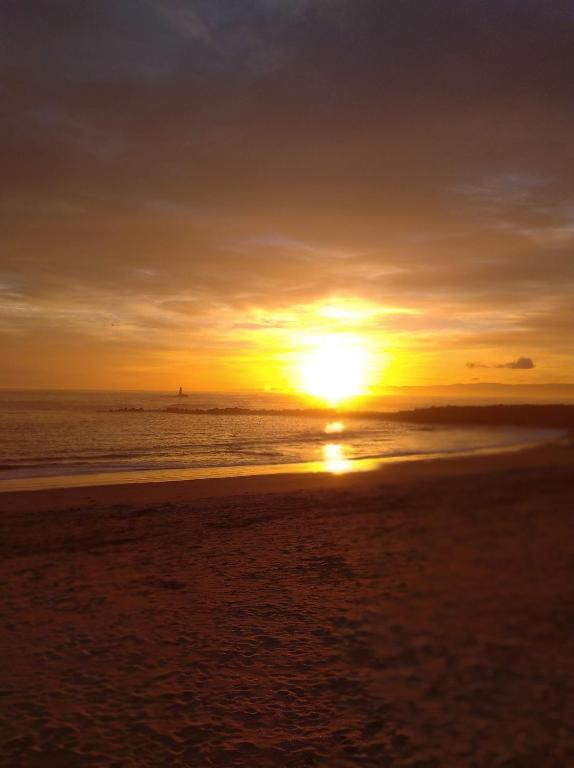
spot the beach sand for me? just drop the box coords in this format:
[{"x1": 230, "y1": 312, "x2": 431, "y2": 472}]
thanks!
[{"x1": 2, "y1": 443, "x2": 574, "y2": 767}]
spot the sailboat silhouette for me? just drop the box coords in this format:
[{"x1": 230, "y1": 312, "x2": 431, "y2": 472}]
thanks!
[{"x1": 176, "y1": 386, "x2": 188, "y2": 398}]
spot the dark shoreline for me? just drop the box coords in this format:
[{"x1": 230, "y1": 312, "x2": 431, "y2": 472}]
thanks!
[{"x1": 108, "y1": 403, "x2": 574, "y2": 431}]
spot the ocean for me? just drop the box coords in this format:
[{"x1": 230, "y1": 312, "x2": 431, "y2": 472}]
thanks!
[{"x1": 0, "y1": 390, "x2": 561, "y2": 491}]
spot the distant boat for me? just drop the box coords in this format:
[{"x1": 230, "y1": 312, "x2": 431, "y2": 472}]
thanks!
[{"x1": 175, "y1": 386, "x2": 188, "y2": 398}]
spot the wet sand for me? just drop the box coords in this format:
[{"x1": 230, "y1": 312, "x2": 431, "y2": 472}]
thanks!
[{"x1": 2, "y1": 443, "x2": 574, "y2": 767}]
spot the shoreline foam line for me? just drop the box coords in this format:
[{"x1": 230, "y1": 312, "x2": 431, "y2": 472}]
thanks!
[{"x1": 0, "y1": 436, "x2": 561, "y2": 494}]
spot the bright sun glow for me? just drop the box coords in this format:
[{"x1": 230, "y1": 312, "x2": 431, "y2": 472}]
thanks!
[
  {"x1": 322, "y1": 443, "x2": 351, "y2": 474},
  {"x1": 298, "y1": 334, "x2": 369, "y2": 406},
  {"x1": 325, "y1": 421, "x2": 345, "y2": 434}
]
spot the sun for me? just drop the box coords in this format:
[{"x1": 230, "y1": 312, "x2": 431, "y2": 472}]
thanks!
[{"x1": 297, "y1": 334, "x2": 369, "y2": 406}]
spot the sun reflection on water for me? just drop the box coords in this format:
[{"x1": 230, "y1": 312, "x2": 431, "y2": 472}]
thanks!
[{"x1": 322, "y1": 443, "x2": 351, "y2": 474}]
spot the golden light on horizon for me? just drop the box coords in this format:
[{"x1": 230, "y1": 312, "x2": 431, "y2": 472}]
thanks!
[{"x1": 297, "y1": 333, "x2": 370, "y2": 406}]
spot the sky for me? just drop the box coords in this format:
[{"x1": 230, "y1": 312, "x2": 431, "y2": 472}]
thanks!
[{"x1": 1, "y1": 0, "x2": 573, "y2": 391}]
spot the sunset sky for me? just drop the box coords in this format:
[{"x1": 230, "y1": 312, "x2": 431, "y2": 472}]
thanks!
[{"x1": 1, "y1": 1, "x2": 573, "y2": 391}]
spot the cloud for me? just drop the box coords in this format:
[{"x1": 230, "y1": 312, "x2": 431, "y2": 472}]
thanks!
[
  {"x1": 497, "y1": 357, "x2": 535, "y2": 370},
  {"x1": 467, "y1": 357, "x2": 536, "y2": 370},
  {"x1": 150, "y1": 1, "x2": 213, "y2": 45},
  {"x1": 0, "y1": 0, "x2": 573, "y2": 386}
]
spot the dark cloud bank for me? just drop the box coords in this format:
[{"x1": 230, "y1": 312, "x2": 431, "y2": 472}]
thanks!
[{"x1": 467, "y1": 357, "x2": 536, "y2": 371}]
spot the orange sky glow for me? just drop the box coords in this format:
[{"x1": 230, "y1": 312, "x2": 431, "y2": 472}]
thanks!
[{"x1": 1, "y1": 1, "x2": 573, "y2": 392}]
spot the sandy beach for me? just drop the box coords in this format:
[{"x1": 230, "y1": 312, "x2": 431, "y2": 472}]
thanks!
[{"x1": 2, "y1": 443, "x2": 574, "y2": 767}]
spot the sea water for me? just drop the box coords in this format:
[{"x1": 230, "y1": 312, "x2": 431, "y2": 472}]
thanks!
[{"x1": 0, "y1": 390, "x2": 561, "y2": 491}]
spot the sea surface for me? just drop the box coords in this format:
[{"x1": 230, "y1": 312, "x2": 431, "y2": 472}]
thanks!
[{"x1": 0, "y1": 390, "x2": 561, "y2": 491}]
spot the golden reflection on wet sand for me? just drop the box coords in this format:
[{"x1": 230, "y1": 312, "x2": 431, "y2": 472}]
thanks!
[{"x1": 322, "y1": 443, "x2": 352, "y2": 475}]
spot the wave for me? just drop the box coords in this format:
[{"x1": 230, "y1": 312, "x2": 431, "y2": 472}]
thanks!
[
  {"x1": 1, "y1": 430, "x2": 561, "y2": 481},
  {"x1": 0, "y1": 404, "x2": 566, "y2": 486}
]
